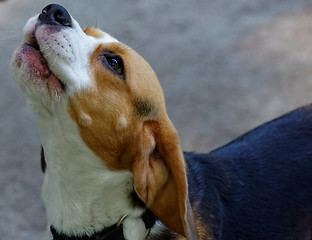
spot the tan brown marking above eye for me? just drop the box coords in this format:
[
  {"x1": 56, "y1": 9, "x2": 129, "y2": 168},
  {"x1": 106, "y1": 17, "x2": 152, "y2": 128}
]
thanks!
[{"x1": 84, "y1": 27, "x2": 104, "y2": 38}]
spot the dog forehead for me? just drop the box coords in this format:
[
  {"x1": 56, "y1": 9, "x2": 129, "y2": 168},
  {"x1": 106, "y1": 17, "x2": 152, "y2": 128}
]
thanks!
[
  {"x1": 84, "y1": 27, "x2": 118, "y2": 43},
  {"x1": 82, "y1": 27, "x2": 165, "y2": 104}
]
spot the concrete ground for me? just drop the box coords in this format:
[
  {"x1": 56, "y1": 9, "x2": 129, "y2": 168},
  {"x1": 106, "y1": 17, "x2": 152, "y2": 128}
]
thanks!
[{"x1": 1, "y1": 0, "x2": 312, "y2": 238}]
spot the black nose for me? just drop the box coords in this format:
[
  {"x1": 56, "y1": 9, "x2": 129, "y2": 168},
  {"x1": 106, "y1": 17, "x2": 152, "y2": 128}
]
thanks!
[{"x1": 38, "y1": 4, "x2": 72, "y2": 27}]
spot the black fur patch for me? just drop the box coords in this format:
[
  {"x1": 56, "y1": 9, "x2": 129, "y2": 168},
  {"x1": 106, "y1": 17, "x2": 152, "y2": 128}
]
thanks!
[
  {"x1": 41, "y1": 145, "x2": 46, "y2": 173},
  {"x1": 129, "y1": 190, "x2": 146, "y2": 208},
  {"x1": 183, "y1": 105, "x2": 312, "y2": 240},
  {"x1": 134, "y1": 99, "x2": 153, "y2": 117}
]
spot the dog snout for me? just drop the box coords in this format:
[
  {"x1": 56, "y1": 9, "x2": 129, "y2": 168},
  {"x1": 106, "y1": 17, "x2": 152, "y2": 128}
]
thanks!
[{"x1": 38, "y1": 4, "x2": 72, "y2": 27}]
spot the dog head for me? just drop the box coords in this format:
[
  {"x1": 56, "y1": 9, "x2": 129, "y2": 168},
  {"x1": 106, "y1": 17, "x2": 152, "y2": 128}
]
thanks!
[{"x1": 11, "y1": 4, "x2": 198, "y2": 239}]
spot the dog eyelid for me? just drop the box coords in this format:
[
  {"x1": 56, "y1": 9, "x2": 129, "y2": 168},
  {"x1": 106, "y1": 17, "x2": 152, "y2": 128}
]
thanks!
[{"x1": 99, "y1": 50, "x2": 125, "y2": 80}]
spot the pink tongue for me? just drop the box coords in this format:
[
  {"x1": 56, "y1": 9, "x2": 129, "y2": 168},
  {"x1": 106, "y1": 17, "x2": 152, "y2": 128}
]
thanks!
[{"x1": 48, "y1": 73, "x2": 63, "y2": 90}]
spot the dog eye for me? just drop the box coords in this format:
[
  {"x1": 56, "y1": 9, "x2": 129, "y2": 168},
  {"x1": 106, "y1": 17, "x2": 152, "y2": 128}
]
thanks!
[{"x1": 100, "y1": 51, "x2": 125, "y2": 79}]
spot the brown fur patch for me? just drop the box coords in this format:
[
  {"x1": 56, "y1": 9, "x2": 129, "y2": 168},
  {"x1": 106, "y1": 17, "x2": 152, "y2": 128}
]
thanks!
[
  {"x1": 174, "y1": 213, "x2": 211, "y2": 240},
  {"x1": 193, "y1": 202, "x2": 211, "y2": 240},
  {"x1": 84, "y1": 27, "x2": 104, "y2": 38}
]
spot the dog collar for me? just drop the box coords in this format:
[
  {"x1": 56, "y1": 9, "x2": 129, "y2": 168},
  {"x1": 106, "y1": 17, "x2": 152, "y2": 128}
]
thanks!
[{"x1": 50, "y1": 210, "x2": 156, "y2": 240}]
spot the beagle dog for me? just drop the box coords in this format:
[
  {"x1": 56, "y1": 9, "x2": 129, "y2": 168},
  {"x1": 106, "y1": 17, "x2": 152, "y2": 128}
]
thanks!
[{"x1": 11, "y1": 4, "x2": 312, "y2": 240}]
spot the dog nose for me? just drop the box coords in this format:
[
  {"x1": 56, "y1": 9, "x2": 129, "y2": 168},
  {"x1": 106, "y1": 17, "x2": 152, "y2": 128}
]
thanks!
[{"x1": 38, "y1": 4, "x2": 72, "y2": 27}]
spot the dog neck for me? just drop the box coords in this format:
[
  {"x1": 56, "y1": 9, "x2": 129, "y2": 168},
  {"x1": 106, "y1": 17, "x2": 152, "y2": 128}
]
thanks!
[{"x1": 36, "y1": 105, "x2": 150, "y2": 239}]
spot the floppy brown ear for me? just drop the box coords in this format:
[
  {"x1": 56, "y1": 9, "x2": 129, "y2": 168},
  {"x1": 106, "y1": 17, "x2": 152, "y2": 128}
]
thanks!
[{"x1": 132, "y1": 119, "x2": 199, "y2": 239}]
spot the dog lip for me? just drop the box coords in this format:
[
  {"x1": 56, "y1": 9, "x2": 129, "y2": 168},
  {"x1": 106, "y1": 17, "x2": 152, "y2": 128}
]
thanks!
[
  {"x1": 24, "y1": 29, "x2": 66, "y2": 92},
  {"x1": 26, "y1": 29, "x2": 39, "y2": 50},
  {"x1": 16, "y1": 43, "x2": 51, "y2": 78}
]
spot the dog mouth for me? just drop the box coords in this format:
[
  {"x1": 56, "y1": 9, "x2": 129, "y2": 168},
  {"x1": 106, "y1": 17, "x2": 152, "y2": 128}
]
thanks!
[{"x1": 17, "y1": 30, "x2": 66, "y2": 92}]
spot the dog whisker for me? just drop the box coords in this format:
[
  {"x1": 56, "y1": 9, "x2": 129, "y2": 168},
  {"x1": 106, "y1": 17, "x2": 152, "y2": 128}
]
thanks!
[
  {"x1": 49, "y1": 55, "x2": 59, "y2": 70},
  {"x1": 0, "y1": 32, "x2": 22, "y2": 40},
  {"x1": 42, "y1": 51, "x2": 53, "y2": 59},
  {"x1": 38, "y1": 46, "x2": 51, "y2": 53}
]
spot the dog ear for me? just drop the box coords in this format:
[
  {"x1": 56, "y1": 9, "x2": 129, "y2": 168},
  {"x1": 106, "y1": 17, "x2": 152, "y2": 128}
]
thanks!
[{"x1": 132, "y1": 119, "x2": 199, "y2": 239}]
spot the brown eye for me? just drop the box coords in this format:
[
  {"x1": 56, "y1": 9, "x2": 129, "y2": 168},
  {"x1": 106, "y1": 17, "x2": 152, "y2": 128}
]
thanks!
[
  {"x1": 100, "y1": 51, "x2": 125, "y2": 79},
  {"x1": 107, "y1": 57, "x2": 122, "y2": 74}
]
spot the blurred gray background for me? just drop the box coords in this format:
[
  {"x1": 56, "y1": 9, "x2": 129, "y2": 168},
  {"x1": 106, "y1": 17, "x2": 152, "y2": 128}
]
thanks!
[{"x1": 1, "y1": 0, "x2": 312, "y2": 239}]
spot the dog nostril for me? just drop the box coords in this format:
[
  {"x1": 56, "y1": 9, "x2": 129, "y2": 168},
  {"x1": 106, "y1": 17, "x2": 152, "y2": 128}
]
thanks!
[
  {"x1": 54, "y1": 10, "x2": 70, "y2": 26},
  {"x1": 39, "y1": 4, "x2": 72, "y2": 27},
  {"x1": 41, "y1": 5, "x2": 51, "y2": 15}
]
